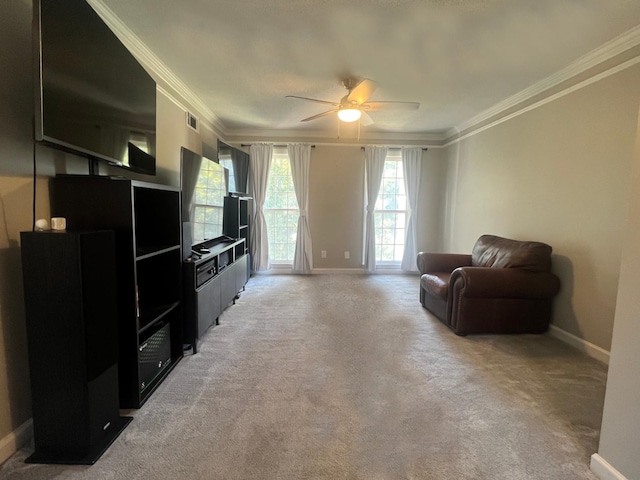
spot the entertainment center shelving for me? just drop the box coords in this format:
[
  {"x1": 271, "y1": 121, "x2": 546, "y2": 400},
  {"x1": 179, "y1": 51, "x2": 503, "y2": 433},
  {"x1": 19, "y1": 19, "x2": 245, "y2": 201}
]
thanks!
[
  {"x1": 223, "y1": 195, "x2": 252, "y2": 255},
  {"x1": 51, "y1": 175, "x2": 183, "y2": 409}
]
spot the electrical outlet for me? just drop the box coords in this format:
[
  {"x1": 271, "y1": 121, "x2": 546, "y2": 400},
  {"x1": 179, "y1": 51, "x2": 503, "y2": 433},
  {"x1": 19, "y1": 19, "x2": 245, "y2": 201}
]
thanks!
[
  {"x1": 344, "y1": 251, "x2": 350, "y2": 259},
  {"x1": 321, "y1": 250, "x2": 327, "y2": 258}
]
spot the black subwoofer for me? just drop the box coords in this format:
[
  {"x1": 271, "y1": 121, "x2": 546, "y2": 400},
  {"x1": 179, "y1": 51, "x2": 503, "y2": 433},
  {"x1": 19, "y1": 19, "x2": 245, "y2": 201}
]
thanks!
[{"x1": 138, "y1": 321, "x2": 171, "y2": 393}]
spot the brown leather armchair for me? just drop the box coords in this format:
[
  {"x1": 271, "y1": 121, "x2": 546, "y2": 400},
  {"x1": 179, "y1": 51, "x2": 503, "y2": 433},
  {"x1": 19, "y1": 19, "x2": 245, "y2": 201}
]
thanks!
[{"x1": 417, "y1": 235, "x2": 561, "y2": 335}]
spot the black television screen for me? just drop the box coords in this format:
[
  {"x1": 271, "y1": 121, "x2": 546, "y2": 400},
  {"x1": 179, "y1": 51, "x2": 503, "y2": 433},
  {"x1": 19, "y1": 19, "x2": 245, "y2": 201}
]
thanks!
[
  {"x1": 34, "y1": 0, "x2": 157, "y2": 175},
  {"x1": 217, "y1": 141, "x2": 250, "y2": 195},
  {"x1": 181, "y1": 147, "x2": 229, "y2": 247}
]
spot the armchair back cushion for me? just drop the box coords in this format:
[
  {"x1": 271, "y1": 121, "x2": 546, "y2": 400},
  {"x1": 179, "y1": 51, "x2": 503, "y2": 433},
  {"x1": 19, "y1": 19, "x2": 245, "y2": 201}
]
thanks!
[{"x1": 472, "y1": 235, "x2": 552, "y2": 272}]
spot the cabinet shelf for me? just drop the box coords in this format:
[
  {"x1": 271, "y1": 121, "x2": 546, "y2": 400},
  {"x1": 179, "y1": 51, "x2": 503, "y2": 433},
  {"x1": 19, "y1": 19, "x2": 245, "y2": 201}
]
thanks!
[
  {"x1": 136, "y1": 244, "x2": 181, "y2": 261},
  {"x1": 138, "y1": 301, "x2": 180, "y2": 334}
]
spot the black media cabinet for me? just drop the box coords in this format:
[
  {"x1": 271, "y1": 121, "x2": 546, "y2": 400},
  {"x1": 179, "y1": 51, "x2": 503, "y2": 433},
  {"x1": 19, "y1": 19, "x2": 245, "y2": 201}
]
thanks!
[
  {"x1": 183, "y1": 238, "x2": 249, "y2": 353},
  {"x1": 51, "y1": 175, "x2": 183, "y2": 408}
]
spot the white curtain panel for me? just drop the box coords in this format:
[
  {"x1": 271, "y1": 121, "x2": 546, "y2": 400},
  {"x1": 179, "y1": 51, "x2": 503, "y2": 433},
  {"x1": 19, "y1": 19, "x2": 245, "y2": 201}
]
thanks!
[
  {"x1": 400, "y1": 147, "x2": 423, "y2": 271},
  {"x1": 180, "y1": 150, "x2": 202, "y2": 221},
  {"x1": 288, "y1": 144, "x2": 313, "y2": 273},
  {"x1": 363, "y1": 146, "x2": 388, "y2": 272},
  {"x1": 249, "y1": 143, "x2": 273, "y2": 271}
]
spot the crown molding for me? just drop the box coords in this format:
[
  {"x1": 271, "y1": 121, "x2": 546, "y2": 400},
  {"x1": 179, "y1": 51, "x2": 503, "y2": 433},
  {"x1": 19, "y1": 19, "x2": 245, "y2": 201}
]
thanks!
[
  {"x1": 87, "y1": 0, "x2": 227, "y2": 137},
  {"x1": 445, "y1": 24, "x2": 640, "y2": 143},
  {"x1": 224, "y1": 128, "x2": 447, "y2": 147},
  {"x1": 443, "y1": 54, "x2": 640, "y2": 147}
]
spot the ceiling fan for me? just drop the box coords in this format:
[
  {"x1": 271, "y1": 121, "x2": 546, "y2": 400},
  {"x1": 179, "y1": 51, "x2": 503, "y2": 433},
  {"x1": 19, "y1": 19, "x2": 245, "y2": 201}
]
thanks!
[{"x1": 286, "y1": 77, "x2": 420, "y2": 125}]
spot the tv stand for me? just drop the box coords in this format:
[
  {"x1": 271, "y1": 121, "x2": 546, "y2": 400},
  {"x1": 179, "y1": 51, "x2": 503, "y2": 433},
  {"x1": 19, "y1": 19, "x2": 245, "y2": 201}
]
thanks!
[{"x1": 183, "y1": 238, "x2": 248, "y2": 353}]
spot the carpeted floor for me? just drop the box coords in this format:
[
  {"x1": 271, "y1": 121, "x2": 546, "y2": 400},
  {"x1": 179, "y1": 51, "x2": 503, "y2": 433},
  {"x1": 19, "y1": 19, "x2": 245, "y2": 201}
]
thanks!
[{"x1": 0, "y1": 274, "x2": 607, "y2": 479}]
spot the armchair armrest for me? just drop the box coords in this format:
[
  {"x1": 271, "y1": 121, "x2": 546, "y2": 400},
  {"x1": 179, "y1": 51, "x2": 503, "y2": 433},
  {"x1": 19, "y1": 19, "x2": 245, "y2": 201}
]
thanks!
[
  {"x1": 417, "y1": 252, "x2": 472, "y2": 274},
  {"x1": 450, "y1": 267, "x2": 561, "y2": 299}
]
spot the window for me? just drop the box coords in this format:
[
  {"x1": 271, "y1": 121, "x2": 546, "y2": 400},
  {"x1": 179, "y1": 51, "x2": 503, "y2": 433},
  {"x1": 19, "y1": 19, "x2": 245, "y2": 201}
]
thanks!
[
  {"x1": 218, "y1": 156, "x2": 236, "y2": 193},
  {"x1": 192, "y1": 160, "x2": 226, "y2": 241},
  {"x1": 264, "y1": 149, "x2": 298, "y2": 264},
  {"x1": 374, "y1": 152, "x2": 407, "y2": 264}
]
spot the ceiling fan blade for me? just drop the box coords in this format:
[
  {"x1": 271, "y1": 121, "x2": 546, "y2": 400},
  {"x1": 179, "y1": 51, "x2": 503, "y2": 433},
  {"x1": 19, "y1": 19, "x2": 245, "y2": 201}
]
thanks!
[
  {"x1": 286, "y1": 95, "x2": 341, "y2": 107},
  {"x1": 347, "y1": 79, "x2": 378, "y2": 105},
  {"x1": 360, "y1": 112, "x2": 374, "y2": 126},
  {"x1": 300, "y1": 109, "x2": 338, "y2": 122},
  {"x1": 362, "y1": 101, "x2": 420, "y2": 112}
]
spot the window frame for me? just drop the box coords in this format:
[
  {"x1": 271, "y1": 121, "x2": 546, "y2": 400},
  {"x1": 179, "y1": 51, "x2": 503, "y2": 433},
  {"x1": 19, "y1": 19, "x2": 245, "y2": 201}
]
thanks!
[
  {"x1": 264, "y1": 147, "x2": 299, "y2": 266},
  {"x1": 192, "y1": 160, "x2": 226, "y2": 243},
  {"x1": 372, "y1": 151, "x2": 407, "y2": 268}
]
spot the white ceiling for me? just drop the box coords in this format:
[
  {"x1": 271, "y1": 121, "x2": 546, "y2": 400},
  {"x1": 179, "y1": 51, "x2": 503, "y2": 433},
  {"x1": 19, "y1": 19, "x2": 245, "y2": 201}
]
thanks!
[{"x1": 99, "y1": 0, "x2": 640, "y2": 140}]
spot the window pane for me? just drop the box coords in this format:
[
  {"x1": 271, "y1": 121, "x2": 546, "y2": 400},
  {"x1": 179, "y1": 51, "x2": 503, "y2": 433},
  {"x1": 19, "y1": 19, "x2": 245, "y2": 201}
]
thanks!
[
  {"x1": 192, "y1": 160, "x2": 226, "y2": 241},
  {"x1": 264, "y1": 154, "x2": 299, "y2": 263},
  {"x1": 219, "y1": 158, "x2": 236, "y2": 193},
  {"x1": 373, "y1": 156, "x2": 407, "y2": 264}
]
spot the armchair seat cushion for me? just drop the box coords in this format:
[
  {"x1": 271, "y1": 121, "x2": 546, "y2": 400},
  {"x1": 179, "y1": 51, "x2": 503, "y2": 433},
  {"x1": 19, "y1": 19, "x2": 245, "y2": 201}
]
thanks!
[{"x1": 420, "y1": 273, "x2": 451, "y2": 301}]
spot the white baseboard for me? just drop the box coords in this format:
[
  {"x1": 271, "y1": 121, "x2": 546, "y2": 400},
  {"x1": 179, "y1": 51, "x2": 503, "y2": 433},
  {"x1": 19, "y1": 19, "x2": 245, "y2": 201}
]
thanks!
[
  {"x1": 591, "y1": 454, "x2": 629, "y2": 480},
  {"x1": 0, "y1": 419, "x2": 32, "y2": 464},
  {"x1": 254, "y1": 267, "x2": 417, "y2": 275},
  {"x1": 312, "y1": 268, "x2": 365, "y2": 274},
  {"x1": 312, "y1": 268, "x2": 416, "y2": 274},
  {"x1": 547, "y1": 325, "x2": 610, "y2": 364}
]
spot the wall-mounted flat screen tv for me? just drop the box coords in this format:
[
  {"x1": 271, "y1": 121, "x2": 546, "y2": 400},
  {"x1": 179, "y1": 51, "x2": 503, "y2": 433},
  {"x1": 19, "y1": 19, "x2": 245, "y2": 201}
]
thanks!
[{"x1": 34, "y1": 0, "x2": 157, "y2": 175}]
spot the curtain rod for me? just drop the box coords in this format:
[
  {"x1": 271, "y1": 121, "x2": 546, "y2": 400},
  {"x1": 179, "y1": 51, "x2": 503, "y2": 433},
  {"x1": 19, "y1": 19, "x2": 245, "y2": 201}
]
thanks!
[
  {"x1": 360, "y1": 147, "x2": 428, "y2": 151},
  {"x1": 238, "y1": 144, "x2": 427, "y2": 150},
  {"x1": 241, "y1": 144, "x2": 315, "y2": 148}
]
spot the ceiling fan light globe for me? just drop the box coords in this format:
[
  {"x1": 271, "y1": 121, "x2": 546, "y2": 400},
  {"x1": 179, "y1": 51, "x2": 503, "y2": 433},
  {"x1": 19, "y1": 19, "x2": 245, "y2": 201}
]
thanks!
[{"x1": 338, "y1": 108, "x2": 362, "y2": 122}]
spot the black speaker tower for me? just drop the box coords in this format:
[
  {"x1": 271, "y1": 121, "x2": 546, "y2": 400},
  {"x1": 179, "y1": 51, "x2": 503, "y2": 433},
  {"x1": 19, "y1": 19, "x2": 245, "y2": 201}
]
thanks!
[{"x1": 20, "y1": 230, "x2": 132, "y2": 464}]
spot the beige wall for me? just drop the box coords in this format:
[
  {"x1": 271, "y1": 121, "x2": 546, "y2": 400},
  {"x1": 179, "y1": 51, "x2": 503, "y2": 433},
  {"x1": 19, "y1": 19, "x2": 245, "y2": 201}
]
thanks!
[
  {"x1": 155, "y1": 94, "x2": 209, "y2": 188},
  {"x1": 596, "y1": 104, "x2": 640, "y2": 480},
  {"x1": 417, "y1": 148, "x2": 446, "y2": 254},
  {"x1": 309, "y1": 146, "x2": 365, "y2": 268},
  {"x1": 308, "y1": 146, "x2": 446, "y2": 269},
  {"x1": 0, "y1": 0, "x2": 48, "y2": 448},
  {"x1": 442, "y1": 65, "x2": 640, "y2": 351}
]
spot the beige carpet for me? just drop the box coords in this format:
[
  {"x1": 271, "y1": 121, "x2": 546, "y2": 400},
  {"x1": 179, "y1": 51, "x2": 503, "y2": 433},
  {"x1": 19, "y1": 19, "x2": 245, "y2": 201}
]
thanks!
[{"x1": 1, "y1": 274, "x2": 607, "y2": 479}]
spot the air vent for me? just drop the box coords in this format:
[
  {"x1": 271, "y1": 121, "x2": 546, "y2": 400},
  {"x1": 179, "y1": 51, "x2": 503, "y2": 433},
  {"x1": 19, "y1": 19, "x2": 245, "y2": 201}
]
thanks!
[{"x1": 186, "y1": 112, "x2": 198, "y2": 132}]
